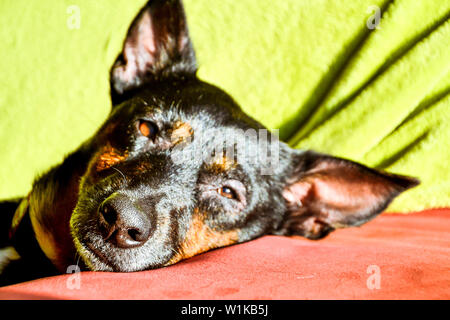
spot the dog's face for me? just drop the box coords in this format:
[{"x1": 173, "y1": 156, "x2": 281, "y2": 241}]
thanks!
[
  {"x1": 65, "y1": 0, "x2": 418, "y2": 272},
  {"x1": 70, "y1": 78, "x2": 288, "y2": 272}
]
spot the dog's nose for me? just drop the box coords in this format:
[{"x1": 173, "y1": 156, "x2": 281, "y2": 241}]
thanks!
[{"x1": 98, "y1": 193, "x2": 152, "y2": 248}]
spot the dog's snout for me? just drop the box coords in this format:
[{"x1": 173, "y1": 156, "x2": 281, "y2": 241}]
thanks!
[{"x1": 99, "y1": 193, "x2": 152, "y2": 248}]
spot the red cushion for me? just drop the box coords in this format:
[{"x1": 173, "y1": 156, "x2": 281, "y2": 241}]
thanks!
[{"x1": 1, "y1": 209, "x2": 449, "y2": 299}]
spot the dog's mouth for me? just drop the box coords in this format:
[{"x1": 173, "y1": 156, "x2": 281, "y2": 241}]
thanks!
[
  {"x1": 73, "y1": 235, "x2": 115, "y2": 271},
  {"x1": 72, "y1": 230, "x2": 177, "y2": 272}
]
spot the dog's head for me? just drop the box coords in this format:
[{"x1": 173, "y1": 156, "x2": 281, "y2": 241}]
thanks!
[{"x1": 67, "y1": 0, "x2": 418, "y2": 272}]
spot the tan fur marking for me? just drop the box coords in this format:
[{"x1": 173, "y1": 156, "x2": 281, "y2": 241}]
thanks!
[
  {"x1": 166, "y1": 209, "x2": 238, "y2": 265},
  {"x1": 31, "y1": 215, "x2": 59, "y2": 265},
  {"x1": 96, "y1": 146, "x2": 128, "y2": 171},
  {"x1": 170, "y1": 121, "x2": 193, "y2": 145},
  {"x1": 206, "y1": 155, "x2": 236, "y2": 173},
  {"x1": 135, "y1": 161, "x2": 152, "y2": 173}
]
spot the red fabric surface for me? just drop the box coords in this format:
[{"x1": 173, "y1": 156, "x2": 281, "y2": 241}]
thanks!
[{"x1": 0, "y1": 209, "x2": 449, "y2": 300}]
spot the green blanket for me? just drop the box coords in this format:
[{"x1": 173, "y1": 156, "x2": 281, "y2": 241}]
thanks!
[{"x1": 0, "y1": 0, "x2": 449, "y2": 212}]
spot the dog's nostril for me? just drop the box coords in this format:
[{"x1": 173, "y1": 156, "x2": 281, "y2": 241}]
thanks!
[
  {"x1": 127, "y1": 228, "x2": 141, "y2": 242},
  {"x1": 100, "y1": 203, "x2": 118, "y2": 226},
  {"x1": 115, "y1": 225, "x2": 150, "y2": 248},
  {"x1": 103, "y1": 206, "x2": 117, "y2": 224}
]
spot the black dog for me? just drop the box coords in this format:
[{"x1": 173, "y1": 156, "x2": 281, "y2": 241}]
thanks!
[{"x1": 0, "y1": 0, "x2": 418, "y2": 286}]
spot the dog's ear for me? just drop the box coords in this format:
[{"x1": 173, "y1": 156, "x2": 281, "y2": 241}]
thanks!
[
  {"x1": 110, "y1": 0, "x2": 197, "y2": 103},
  {"x1": 275, "y1": 151, "x2": 419, "y2": 239}
]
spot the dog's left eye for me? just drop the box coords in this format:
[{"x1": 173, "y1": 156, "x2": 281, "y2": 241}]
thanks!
[
  {"x1": 218, "y1": 186, "x2": 238, "y2": 200},
  {"x1": 137, "y1": 120, "x2": 158, "y2": 139}
]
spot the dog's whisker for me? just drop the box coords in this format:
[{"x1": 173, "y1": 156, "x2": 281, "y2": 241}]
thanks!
[
  {"x1": 111, "y1": 166, "x2": 127, "y2": 183},
  {"x1": 76, "y1": 252, "x2": 81, "y2": 267}
]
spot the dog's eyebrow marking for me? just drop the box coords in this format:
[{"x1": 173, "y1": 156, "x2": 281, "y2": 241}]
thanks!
[
  {"x1": 170, "y1": 121, "x2": 193, "y2": 145},
  {"x1": 96, "y1": 146, "x2": 129, "y2": 172},
  {"x1": 206, "y1": 155, "x2": 236, "y2": 173},
  {"x1": 165, "y1": 208, "x2": 238, "y2": 266},
  {"x1": 134, "y1": 161, "x2": 152, "y2": 173}
]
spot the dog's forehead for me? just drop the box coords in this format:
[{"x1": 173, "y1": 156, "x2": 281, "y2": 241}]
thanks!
[
  {"x1": 132, "y1": 80, "x2": 244, "y2": 121},
  {"x1": 105, "y1": 80, "x2": 279, "y2": 174},
  {"x1": 126, "y1": 82, "x2": 262, "y2": 138}
]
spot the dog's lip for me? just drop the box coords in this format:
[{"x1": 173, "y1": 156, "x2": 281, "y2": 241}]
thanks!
[
  {"x1": 84, "y1": 242, "x2": 114, "y2": 268},
  {"x1": 73, "y1": 234, "x2": 115, "y2": 271},
  {"x1": 79, "y1": 239, "x2": 172, "y2": 272}
]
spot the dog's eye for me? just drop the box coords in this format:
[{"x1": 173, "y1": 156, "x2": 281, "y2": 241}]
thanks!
[
  {"x1": 138, "y1": 120, "x2": 158, "y2": 139},
  {"x1": 218, "y1": 186, "x2": 238, "y2": 200}
]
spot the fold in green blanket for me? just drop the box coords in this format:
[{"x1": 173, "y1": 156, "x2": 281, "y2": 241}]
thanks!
[{"x1": 0, "y1": 0, "x2": 448, "y2": 212}]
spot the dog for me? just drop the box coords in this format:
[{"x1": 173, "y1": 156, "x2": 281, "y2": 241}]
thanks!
[{"x1": 0, "y1": 0, "x2": 419, "y2": 286}]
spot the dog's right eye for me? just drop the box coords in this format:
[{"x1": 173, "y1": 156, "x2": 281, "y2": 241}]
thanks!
[
  {"x1": 137, "y1": 120, "x2": 158, "y2": 139},
  {"x1": 218, "y1": 186, "x2": 238, "y2": 200}
]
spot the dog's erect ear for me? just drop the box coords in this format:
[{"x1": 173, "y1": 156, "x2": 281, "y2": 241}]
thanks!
[
  {"x1": 275, "y1": 151, "x2": 419, "y2": 239},
  {"x1": 110, "y1": 0, "x2": 197, "y2": 103}
]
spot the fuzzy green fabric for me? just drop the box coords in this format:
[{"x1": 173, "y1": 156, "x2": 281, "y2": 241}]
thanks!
[{"x1": 0, "y1": 0, "x2": 448, "y2": 212}]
